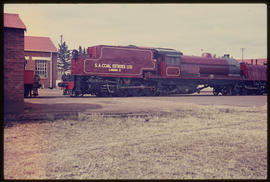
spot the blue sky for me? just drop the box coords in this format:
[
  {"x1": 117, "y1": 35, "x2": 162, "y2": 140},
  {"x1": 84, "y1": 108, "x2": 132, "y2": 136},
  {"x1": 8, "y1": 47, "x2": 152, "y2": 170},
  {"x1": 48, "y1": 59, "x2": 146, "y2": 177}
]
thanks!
[{"x1": 4, "y1": 3, "x2": 267, "y2": 59}]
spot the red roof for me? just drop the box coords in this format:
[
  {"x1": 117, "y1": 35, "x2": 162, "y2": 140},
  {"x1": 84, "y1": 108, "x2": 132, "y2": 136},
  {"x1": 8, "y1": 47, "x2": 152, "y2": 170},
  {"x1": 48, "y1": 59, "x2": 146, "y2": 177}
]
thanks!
[
  {"x1": 25, "y1": 36, "x2": 57, "y2": 52},
  {"x1": 4, "y1": 13, "x2": 26, "y2": 30}
]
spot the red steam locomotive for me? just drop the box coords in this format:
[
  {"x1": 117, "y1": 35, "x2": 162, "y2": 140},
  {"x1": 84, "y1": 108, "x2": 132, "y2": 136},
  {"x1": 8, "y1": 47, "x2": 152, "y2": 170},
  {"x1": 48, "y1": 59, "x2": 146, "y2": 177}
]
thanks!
[{"x1": 58, "y1": 45, "x2": 267, "y2": 97}]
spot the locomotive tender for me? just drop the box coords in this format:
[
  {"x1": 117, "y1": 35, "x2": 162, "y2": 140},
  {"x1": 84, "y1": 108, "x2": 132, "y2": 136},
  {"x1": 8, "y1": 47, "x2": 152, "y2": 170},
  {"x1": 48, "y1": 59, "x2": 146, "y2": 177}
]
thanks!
[{"x1": 58, "y1": 45, "x2": 267, "y2": 97}]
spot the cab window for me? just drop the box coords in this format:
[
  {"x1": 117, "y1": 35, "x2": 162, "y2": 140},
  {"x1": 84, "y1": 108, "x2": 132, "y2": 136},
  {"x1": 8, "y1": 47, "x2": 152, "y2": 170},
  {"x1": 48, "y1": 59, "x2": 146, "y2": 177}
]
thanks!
[{"x1": 166, "y1": 56, "x2": 180, "y2": 65}]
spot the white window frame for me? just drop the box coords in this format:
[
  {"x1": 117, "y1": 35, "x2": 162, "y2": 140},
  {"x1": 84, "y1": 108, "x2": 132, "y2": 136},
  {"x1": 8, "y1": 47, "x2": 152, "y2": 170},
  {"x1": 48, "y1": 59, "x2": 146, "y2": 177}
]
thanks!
[{"x1": 35, "y1": 60, "x2": 48, "y2": 78}]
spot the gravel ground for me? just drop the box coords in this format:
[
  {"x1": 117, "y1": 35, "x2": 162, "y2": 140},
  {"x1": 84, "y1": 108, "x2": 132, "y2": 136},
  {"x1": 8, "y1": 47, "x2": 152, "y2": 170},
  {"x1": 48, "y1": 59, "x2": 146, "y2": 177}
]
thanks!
[{"x1": 4, "y1": 104, "x2": 267, "y2": 179}]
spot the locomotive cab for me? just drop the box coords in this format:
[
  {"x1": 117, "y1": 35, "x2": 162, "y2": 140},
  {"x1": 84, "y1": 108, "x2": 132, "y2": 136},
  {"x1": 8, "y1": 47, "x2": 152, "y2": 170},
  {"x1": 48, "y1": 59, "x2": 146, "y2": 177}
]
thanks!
[{"x1": 155, "y1": 48, "x2": 182, "y2": 78}]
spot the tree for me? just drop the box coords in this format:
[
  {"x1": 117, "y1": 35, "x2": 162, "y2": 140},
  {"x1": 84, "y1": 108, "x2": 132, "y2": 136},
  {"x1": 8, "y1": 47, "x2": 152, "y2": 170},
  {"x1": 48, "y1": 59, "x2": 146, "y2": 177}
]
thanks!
[
  {"x1": 57, "y1": 35, "x2": 71, "y2": 74},
  {"x1": 78, "y1": 46, "x2": 82, "y2": 56},
  {"x1": 78, "y1": 46, "x2": 86, "y2": 56}
]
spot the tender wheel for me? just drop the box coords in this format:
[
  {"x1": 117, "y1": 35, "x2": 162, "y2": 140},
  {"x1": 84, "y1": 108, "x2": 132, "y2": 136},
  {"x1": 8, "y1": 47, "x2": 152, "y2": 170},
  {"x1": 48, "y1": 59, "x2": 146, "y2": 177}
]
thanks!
[
  {"x1": 221, "y1": 88, "x2": 227, "y2": 96},
  {"x1": 113, "y1": 89, "x2": 127, "y2": 97},
  {"x1": 221, "y1": 87, "x2": 232, "y2": 96},
  {"x1": 213, "y1": 88, "x2": 219, "y2": 96},
  {"x1": 213, "y1": 91, "x2": 219, "y2": 96}
]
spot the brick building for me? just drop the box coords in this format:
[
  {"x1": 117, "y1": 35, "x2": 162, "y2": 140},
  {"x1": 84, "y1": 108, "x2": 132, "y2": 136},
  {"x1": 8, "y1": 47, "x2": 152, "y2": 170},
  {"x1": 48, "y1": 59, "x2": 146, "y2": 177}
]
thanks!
[
  {"x1": 24, "y1": 36, "x2": 58, "y2": 88},
  {"x1": 4, "y1": 13, "x2": 26, "y2": 114}
]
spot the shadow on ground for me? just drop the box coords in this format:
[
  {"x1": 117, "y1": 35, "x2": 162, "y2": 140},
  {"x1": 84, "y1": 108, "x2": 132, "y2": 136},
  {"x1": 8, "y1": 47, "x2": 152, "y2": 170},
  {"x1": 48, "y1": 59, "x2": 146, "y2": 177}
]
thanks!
[
  {"x1": 4, "y1": 102, "x2": 103, "y2": 125},
  {"x1": 23, "y1": 102, "x2": 102, "y2": 112}
]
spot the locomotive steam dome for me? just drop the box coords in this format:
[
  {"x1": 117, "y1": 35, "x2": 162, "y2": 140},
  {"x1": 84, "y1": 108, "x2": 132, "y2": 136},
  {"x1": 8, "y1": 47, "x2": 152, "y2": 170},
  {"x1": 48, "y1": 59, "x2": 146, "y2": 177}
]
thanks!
[{"x1": 202, "y1": 52, "x2": 212, "y2": 58}]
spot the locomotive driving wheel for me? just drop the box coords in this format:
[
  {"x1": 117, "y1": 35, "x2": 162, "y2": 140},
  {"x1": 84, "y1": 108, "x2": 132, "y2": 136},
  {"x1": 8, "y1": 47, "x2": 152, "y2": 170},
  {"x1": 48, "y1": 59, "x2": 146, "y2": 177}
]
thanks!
[
  {"x1": 113, "y1": 89, "x2": 127, "y2": 97},
  {"x1": 231, "y1": 86, "x2": 240, "y2": 96},
  {"x1": 240, "y1": 88, "x2": 247, "y2": 95},
  {"x1": 143, "y1": 87, "x2": 155, "y2": 96}
]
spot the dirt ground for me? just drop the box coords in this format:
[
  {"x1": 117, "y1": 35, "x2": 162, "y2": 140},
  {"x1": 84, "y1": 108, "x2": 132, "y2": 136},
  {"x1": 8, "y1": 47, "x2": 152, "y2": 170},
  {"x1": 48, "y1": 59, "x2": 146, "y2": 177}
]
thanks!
[{"x1": 4, "y1": 102, "x2": 267, "y2": 179}]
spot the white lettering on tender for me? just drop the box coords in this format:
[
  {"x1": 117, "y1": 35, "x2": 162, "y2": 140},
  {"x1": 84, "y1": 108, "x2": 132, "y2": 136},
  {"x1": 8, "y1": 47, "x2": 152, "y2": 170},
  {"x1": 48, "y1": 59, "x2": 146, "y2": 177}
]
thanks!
[
  {"x1": 126, "y1": 65, "x2": 133, "y2": 69},
  {"x1": 94, "y1": 62, "x2": 133, "y2": 72},
  {"x1": 94, "y1": 63, "x2": 111, "y2": 68},
  {"x1": 108, "y1": 68, "x2": 119, "y2": 72},
  {"x1": 112, "y1": 64, "x2": 125, "y2": 69}
]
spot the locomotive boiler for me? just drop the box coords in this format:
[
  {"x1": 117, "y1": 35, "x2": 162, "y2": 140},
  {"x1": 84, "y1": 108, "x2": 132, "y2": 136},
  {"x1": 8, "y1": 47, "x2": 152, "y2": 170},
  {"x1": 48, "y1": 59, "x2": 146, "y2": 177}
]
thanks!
[{"x1": 58, "y1": 45, "x2": 267, "y2": 97}]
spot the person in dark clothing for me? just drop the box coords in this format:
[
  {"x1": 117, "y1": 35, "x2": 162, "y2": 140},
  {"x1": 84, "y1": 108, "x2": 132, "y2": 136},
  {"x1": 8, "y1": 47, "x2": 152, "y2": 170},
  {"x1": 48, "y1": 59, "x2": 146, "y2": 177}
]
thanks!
[
  {"x1": 33, "y1": 74, "x2": 41, "y2": 96},
  {"x1": 67, "y1": 73, "x2": 71, "y2": 81},
  {"x1": 62, "y1": 73, "x2": 67, "y2": 81}
]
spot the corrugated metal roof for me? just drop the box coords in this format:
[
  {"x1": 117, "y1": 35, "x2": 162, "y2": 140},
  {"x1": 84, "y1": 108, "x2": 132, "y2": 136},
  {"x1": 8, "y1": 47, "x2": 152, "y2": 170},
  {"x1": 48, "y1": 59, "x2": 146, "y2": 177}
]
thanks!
[
  {"x1": 25, "y1": 36, "x2": 57, "y2": 52},
  {"x1": 4, "y1": 13, "x2": 26, "y2": 30}
]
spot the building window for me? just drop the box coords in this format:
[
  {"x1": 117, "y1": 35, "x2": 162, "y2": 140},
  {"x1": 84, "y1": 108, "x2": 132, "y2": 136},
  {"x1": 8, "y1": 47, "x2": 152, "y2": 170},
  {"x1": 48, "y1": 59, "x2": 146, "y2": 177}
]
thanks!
[{"x1": 35, "y1": 60, "x2": 47, "y2": 78}]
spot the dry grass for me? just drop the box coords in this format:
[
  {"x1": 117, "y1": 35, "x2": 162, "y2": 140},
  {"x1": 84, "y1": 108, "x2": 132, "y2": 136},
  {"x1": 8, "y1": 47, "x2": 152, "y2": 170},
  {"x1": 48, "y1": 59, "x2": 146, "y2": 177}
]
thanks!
[{"x1": 4, "y1": 104, "x2": 267, "y2": 179}]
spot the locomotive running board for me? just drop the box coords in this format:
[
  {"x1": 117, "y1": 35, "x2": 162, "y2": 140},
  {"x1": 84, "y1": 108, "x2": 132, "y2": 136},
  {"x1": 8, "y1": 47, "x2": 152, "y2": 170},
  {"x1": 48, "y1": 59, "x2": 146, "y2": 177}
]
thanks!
[{"x1": 119, "y1": 85, "x2": 153, "y2": 89}]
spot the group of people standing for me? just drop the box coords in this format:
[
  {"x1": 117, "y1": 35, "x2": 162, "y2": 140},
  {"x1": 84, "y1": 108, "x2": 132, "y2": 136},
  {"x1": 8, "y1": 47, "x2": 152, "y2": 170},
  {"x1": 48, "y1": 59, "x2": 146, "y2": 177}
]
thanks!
[
  {"x1": 24, "y1": 74, "x2": 41, "y2": 98},
  {"x1": 61, "y1": 73, "x2": 71, "y2": 81}
]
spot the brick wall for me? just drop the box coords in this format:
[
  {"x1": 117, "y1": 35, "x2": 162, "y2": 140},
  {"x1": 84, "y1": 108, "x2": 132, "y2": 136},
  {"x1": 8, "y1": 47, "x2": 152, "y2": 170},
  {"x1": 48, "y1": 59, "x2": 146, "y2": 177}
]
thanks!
[{"x1": 4, "y1": 28, "x2": 25, "y2": 114}]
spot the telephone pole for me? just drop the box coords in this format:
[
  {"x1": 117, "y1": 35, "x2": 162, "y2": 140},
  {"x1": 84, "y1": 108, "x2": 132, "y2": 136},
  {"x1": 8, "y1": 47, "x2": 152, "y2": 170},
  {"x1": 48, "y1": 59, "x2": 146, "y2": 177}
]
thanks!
[
  {"x1": 60, "y1": 35, "x2": 63, "y2": 45},
  {"x1": 241, "y1": 48, "x2": 246, "y2": 61}
]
